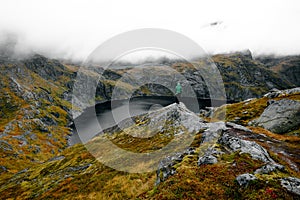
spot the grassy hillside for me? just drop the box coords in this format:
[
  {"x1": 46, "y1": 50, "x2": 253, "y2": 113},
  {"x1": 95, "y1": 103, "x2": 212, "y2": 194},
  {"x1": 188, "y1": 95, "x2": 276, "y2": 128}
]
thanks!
[
  {"x1": 1, "y1": 52, "x2": 300, "y2": 199},
  {"x1": 1, "y1": 95, "x2": 300, "y2": 199},
  {"x1": 0, "y1": 56, "x2": 74, "y2": 180}
]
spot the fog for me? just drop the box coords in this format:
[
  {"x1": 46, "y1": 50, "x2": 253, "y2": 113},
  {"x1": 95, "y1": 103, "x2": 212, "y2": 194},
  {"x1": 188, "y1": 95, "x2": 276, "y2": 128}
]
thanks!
[{"x1": 0, "y1": 0, "x2": 300, "y2": 62}]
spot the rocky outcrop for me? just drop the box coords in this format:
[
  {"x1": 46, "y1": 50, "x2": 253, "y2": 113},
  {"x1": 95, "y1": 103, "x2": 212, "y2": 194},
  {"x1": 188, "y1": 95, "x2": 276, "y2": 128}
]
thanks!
[
  {"x1": 196, "y1": 121, "x2": 278, "y2": 166},
  {"x1": 255, "y1": 163, "x2": 285, "y2": 174},
  {"x1": 1, "y1": 97, "x2": 300, "y2": 199},
  {"x1": 263, "y1": 87, "x2": 300, "y2": 98},
  {"x1": 197, "y1": 148, "x2": 218, "y2": 165},
  {"x1": 281, "y1": 177, "x2": 300, "y2": 195},
  {"x1": 92, "y1": 102, "x2": 206, "y2": 179},
  {"x1": 212, "y1": 52, "x2": 293, "y2": 101},
  {"x1": 155, "y1": 147, "x2": 195, "y2": 185},
  {"x1": 195, "y1": 121, "x2": 290, "y2": 190},
  {"x1": 254, "y1": 99, "x2": 300, "y2": 134},
  {"x1": 218, "y1": 132, "x2": 274, "y2": 163},
  {"x1": 236, "y1": 173, "x2": 257, "y2": 187},
  {"x1": 24, "y1": 54, "x2": 75, "y2": 82},
  {"x1": 194, "y1": 119, "x2": 289, "y2": 169}
]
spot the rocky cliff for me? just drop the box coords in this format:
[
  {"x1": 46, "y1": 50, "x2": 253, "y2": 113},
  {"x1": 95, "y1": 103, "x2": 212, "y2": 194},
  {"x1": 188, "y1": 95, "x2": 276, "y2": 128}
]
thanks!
[
  {"x1": 211, "y1": 52, "x2": 294, "y2": 101},
  {"x1": 257, "y1": 55, "x2": 300, "y2": 87},
  {"x1": 70, "y1": 51, "x2": 298, "y2": 115}
]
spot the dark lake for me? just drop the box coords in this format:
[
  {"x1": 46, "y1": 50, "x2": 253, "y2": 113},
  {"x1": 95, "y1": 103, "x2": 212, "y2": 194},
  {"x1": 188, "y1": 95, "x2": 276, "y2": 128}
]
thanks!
[{"x1": 69, "y1": 96, "x2": 227, "y2": 145}]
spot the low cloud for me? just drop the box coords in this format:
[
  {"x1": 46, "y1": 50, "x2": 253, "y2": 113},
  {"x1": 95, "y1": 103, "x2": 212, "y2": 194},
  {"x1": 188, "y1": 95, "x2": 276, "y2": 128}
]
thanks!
[{"x1": 0, "y1": 0, "x2": 300, "y2": 62}]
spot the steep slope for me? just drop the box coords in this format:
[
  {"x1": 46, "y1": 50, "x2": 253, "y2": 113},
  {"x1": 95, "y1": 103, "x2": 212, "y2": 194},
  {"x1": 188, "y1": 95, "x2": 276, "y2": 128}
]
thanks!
[
  {"x1": 0, "y1": 54, "x2": 144, "y2": 177},
  {"x1": 46, "y1": 51, "x2": 299, "y2": 115},
  {"x1": 210, "y1": 51, "x2": 293, "y2": 101},
  {"x1": 256, "y1": 55, "x2": 300, "y2": 87},
  {"x1": 94, "y1": 51, "x2": 294, "y2": 102},
  {"x1": 0, "y1": 55, "x2": 75, "y2": 180}
]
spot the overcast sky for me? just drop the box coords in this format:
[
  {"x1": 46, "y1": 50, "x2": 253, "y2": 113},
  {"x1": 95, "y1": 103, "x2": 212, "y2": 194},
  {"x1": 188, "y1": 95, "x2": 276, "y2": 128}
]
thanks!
[{"x1": 0, "y1": 0, "x2": 299, "y2": 61}]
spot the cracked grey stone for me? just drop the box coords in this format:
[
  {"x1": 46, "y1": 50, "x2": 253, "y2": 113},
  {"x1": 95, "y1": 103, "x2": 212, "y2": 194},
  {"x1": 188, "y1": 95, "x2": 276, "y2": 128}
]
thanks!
[
  {"x1": 281, "y1": 177, "x2": 300, "y2": 195},
  {"x1": 255, "y1": 163, "x2": 285, "y2": 174},
  {"x1": 236, "y1": 173, "x2": 257, "y2": 187},
  {"x1": 198, "y1": 155, "x2": 218, "y2": 165},
  {"x1": 218, "y1": 133, "x2": 274, "y2": 163},
  {"x1": 255, "y1": 99, "x2": 300, "y2": 134}
]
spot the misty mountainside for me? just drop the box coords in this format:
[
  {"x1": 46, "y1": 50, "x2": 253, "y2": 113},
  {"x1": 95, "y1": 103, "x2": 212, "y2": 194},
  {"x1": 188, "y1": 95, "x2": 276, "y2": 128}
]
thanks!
[
  {"x1": 1, "y1": 91, "x2": 300, "y2": 199},
  {"x1": 1, "y1": 51, "x2": 300, "y2": 199},
  {"x1": 256, "y1": 54, "x2": 300, "y2": 86},
  {"x1": 74, "y1": 50, "x2": 299, "y2": 114},
  {"x1": 0, "y1": 51, "x2": 299, "y2": 173},
  {"x1": 211, "y1": 51, "x2": 298, "y2": 101},
  {"x1": 0, "y1": 54, "x2": 75, "y2": 180},
  {"x1": 2, "y1": 51, "x2": 299, "y2": 114}
]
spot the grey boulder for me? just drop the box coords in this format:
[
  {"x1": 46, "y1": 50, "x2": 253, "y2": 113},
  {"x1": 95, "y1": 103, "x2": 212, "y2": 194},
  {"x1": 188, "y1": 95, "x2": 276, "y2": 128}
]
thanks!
[
  {"x1": 218, "y1": 133, "x2": 274, "y2": 163},
  {"x1": 254, "y1": 163, "x2": 285, "y2": 174},
  {"x1": 281, "y1": 177, "x2": 300, "y2": 195},
  {"x1": 255, "y1": 99, "x2": 300, "y2": 134},
  {"x1": 236, "y1": 173, "x2": 257, "y2": 187},
  {"x1": 198, "y1": 155, "x2": 218, "y2": 165}
]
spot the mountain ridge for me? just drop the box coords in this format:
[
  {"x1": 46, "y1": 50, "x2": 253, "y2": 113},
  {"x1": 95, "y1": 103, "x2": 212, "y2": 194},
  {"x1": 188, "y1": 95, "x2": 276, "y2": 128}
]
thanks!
[{"x1": 0, "y1": 51, "x2": 300, "y2": 199}]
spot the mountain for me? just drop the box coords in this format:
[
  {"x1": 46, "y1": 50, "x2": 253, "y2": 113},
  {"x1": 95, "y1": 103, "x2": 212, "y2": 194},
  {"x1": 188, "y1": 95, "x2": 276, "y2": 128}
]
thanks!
[
  {"x1": 0, "y1": 54, "x2": 75, "y2": 180},
  {"x1": 0, "y1": 52, "x2": 300, "y2": 199},
  {"x1": 211, "y1": 51, "x2": 295, "y2": 101},
  {"x1": 73, "y1": 51, "x2": 298, "y2": 112},
  {"x1": 256, "y1": 55, "x2": 300, "y2": 86}
]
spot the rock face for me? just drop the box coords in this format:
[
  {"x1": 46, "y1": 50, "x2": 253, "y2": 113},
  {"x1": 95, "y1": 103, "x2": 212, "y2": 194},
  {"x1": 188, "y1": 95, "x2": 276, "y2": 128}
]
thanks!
[
  {"x1": 212, "y1": 52, "x2": 293, "y2": 101},
  {"x1": 73, "y1": 52, "x2": 297, "y2": 113},
  {"x1": 254, "y1": 99, "x2": 300, "y2": 134},
  {"x1": 24, "y1": 54, "x2": 74, "y2": 82},
  {"x1": 155, "y1": 147, "x2": 195, "y2": 185},
  {"x1": 218, "y1": 132, "x2": 274, "y2": 163},
  {"x1": 257, "y1": 55, "x2": 300, "y2": 87},
  {"x1": 198, "y1": 152, "x2": 218, "y2": 165},
  {"x1": 236, "y1": 173, "x2": 257, "y2": 187},
  {"x1": 264, "y1": 87, "x2": 300, "y2": 98},
  {"x1": 281, "y1": 177, "x2": 300, "y2": 195},
  {"x1": 255, "y1": 163, "x2": 285, "y2": 174}
]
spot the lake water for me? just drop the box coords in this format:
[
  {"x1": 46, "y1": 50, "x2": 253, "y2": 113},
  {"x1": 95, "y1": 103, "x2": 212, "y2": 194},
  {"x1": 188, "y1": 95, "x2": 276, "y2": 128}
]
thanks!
[{"x1": 69, "y1": 96, "x2": 225, "y2": 145}]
